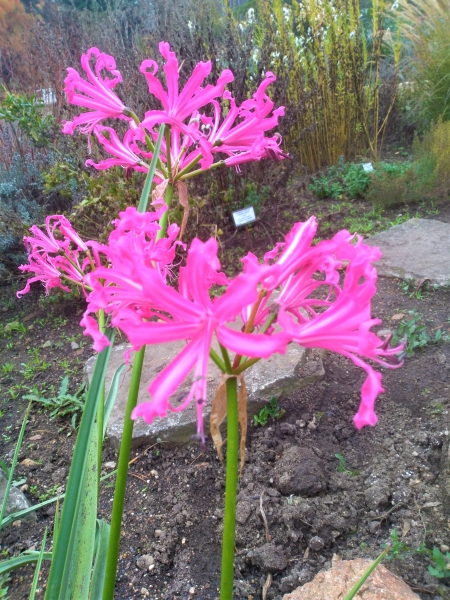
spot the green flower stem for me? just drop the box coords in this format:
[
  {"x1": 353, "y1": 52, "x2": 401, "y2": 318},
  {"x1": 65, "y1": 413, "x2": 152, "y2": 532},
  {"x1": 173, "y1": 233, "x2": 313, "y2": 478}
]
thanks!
[
  {"x1": 220, "y1": 376, "x2": 239, "y2": 600},
  {"x1": 101, "y1": 345, "x2": 146, "y2": 600},
  {"x1": 174, "y1": 154, "x2": 202, "y2": 180},
  {"x1": 237, "y1": 312, "x2": 277, "y2": 367},
  {"x1": 179, "y1": 160, "x2": 224, "y2": 181},
  {"x1": 102, "y1": 162, "x2": 174, "y2": 600},
  {"x1": 219, "y1": 343, "x2": 233, "y2": 373},
  {"x1": 232, "y1": 357, "x2": 260, "y2": 375},
  {"x1": 209, "y1": 347, "x2": 226, "y2": 372},
  {"x1": 165, "y1": 125, "x2": 173, "y2": 182},
  {"x1": 97, "y1": 309, "x2": 105, "y2": 494}
]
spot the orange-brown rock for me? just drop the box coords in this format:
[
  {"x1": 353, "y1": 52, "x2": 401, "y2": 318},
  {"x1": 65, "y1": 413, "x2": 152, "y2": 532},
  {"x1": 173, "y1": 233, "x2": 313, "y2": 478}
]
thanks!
[{"x1": 282, "y1": 558, "x2": 419, "y2": 600}]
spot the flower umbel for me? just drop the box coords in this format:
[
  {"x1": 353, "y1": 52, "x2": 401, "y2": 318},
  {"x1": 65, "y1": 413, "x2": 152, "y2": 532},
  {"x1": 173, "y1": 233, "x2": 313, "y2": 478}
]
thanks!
[{"x1": 80, "y1": 214, "x2": 402, "y2": 439}]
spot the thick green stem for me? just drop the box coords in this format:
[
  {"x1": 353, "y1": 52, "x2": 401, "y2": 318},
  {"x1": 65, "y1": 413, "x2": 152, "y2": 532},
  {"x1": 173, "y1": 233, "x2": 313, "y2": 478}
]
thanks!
[
  {"x1": 102, "y1": 345, "x2": 146, "y2": 600},
  {"x1": 103, "y1": 128, "x2": 172, "y2": 599},
  {"x1": 220, "y1": 376, "x2": 239, "y2": 600},
  {"x1": 97, "y1": 309, "x2": 105, "y2": 495}
]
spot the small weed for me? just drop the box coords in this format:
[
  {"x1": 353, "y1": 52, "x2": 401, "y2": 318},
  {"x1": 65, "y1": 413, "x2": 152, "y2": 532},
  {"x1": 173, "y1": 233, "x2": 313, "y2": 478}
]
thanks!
[
  {"x1": 334, "y1": 453, "x2": 359, "y2": 476},
  {"x1": 383, "y1": 527, "x2": 410, "y2": 560},
  {"x1": 24, "y1": 375, "x2": 86, "y2": 429},
  {"x1": 253, "y1": 396, "x2": 285, "y2": 426},
  {"x1": 1, "y1": 363, "x2": 14, "y2": 374},
  {"x1": 0, "y1": 321, "x2": 26, "y2": 338},
  {"x1": 417, "y1": 545, "x2": 450, "y2": 579},
  {"x1": 5, "y1": 342, "x2": 14, "y2": 350},
  {"x1": 428, "y1": 548, "x2": 450, "y2": 579},
  {"x1": 399, "y1": 279, "x2": 432, "y2": 299},
  {"x1": 429, "y1": 399, "x2": 444, "y2": 415},
  {"x1": 21, "y1": 348, "x2": 51, "y2": 379},
  {"x1": 0, "y1": 572, "x2": 11, "y2": 599},
  {"x1": 392, "y1": 311, "x2": 448, "y2": 357},
  {"x1": 53, "y1": 316, "x2": 69, "y2": 327}
]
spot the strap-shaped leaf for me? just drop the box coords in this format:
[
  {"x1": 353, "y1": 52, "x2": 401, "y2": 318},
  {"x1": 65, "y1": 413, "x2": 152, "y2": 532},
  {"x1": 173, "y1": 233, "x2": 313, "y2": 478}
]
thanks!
[
  {"x1": 89, "y1": 519, "x2": 111, "y2": 599},
  {"x1": 103, "y1": 363, "x2": 125, "y2": 440},
  {"x1": 45, "y1": 328, "x2": 115, "y2": 600},
  {"x1": 137, "y1": 124, "x2": 165, "y2": 213},
  {"x1": 0, "y1": 552, "x2": 52, "y2": 576},
  {"x1": 0, "y1": 401, "x2": 32, "y2": 526},
  {"x1": 65, "y1": 427, "x2": 98, "y2": 599},
  {"x1": 29, "y1": 528, "x2": 48, "y2": 600}
]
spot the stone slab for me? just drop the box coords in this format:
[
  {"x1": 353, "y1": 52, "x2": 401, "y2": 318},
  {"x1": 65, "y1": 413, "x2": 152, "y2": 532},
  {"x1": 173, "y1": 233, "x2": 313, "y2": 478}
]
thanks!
[
  {"x1": 86, "y1": 330, "x2": 324, "y2": 450},
  {"x1": 0, "y1": 470, "x2": 35, "y2": 522},
  {"x1": 366, "y1": 218, "x2": 450, "y2": 286},
  {"x1": 282, "y1": 558, "x2": 419, "y2": 599}
]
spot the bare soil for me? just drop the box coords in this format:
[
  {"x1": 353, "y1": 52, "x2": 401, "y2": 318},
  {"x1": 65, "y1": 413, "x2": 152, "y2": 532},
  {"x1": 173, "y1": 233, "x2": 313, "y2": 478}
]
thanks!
[{"x1": 1, "y1": 190, "x2": 450, "y2": 600}]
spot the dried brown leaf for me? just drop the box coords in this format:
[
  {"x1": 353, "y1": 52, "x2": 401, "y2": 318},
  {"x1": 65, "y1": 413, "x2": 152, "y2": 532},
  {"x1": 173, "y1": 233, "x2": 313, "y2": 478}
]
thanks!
[
  {"x1": 238, "y1": 376, "x2": 247, "y2": 478},
  {"x1": 210, "y1": 378, "x2": 228, "y2": 466},
  {"x1": 176, "y1": 180, "x2": 189, "y2": 240},
  {"x1": 210, "y1": 374, "x2": 248, "y2": 475},
  {"x1": 151, "y1": 179, "x2": 169, "y2": 205}
]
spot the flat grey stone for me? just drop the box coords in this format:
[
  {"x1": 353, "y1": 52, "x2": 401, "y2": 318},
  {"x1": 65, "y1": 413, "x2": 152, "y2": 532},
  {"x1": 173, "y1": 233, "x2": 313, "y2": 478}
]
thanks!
[
  {"x1": 86, "y1": 324, "x2": 324, "y2": 450},
  {"x1": 366, "y1": 219, "x2": 450, "y2": 286},
  {"x1": 0, "y1": 470, "x2": 35, "y2": 522}
]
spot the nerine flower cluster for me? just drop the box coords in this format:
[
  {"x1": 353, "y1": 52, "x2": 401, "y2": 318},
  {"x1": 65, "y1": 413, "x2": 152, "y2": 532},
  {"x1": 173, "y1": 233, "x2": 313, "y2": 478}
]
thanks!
[
  {"x1": 17, "y1": 44, "x2": 403, "y2": 441},
  {"x1": 62, "y1": 43, "x2": 287, "y2": 180}
]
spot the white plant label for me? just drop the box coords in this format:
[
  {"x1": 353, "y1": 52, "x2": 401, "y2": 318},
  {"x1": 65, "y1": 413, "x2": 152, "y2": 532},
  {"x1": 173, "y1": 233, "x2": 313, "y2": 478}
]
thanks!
[{"x1": 232, "y1": 206, "x2": 256, "y2": 227}]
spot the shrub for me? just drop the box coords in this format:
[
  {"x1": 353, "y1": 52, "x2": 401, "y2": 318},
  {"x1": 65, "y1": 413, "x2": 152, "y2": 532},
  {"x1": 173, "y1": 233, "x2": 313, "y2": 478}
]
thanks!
[
  {"x1": 367, "y1": 119, "x2": 450, "y2": 208},
  {"x1": 397, "y1": 0, "x2": 450, "y2": 128},
  {"x1": 309, "y1": 160, "x2": 371, "y2": 200}
]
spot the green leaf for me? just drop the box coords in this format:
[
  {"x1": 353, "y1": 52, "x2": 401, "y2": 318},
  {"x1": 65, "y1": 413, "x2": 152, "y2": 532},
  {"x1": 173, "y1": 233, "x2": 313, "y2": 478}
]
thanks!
[
  {"x1": 0, "y1": 402, "x2": 32, "y2": 526},
  {"x1": 29, "y1": 528, "x2": 48, "y2": 600},
  {"x1": 45, "y1": 329, "x2": 115, "y2": 600},
  {"x1": 103, "y1": 364, "x2": 125, "y2": 439},
  {"x1": 0, "y1": 552, "x2": 52, "y2": 577},
  {"x1": 65, "y1": 427, "x2": 98, "y2": 599},
  {"x1": 137, "y1": 124, "x2": 165, "y2": 213},
  {"x1": 89, "y1": 519, "x2": 111, "y2": 599}
]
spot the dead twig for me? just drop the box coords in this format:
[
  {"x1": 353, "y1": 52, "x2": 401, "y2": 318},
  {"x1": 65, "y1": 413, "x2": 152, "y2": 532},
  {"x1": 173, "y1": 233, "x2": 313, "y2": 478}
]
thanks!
[{"x1": 259, "y1": 492, "x2": 271, "y2": 543}]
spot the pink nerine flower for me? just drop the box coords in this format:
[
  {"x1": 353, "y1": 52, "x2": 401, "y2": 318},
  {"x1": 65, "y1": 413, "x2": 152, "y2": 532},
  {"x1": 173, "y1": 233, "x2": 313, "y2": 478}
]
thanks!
[
  {"x1": 84, "y1": 234, "x2": 288, "y2": 440},
  {"x1": 240, "y1": 219, "x2": 402, "y2": 429},
  {"x1": 140, "y1": 42, "x2": 234, "y2": 134},
  {"x1": 85, "y1": 126, "x2": 148, "y2": 172},
  {"x1": 62, "y1": 47, "x2": 128, "y2": 138},
  {"x1": 17, "y1": 216, "x2": 89, "y2": 297},
  {"x1": 197, "y1": 79, "x2": 287, "y2": 169}
]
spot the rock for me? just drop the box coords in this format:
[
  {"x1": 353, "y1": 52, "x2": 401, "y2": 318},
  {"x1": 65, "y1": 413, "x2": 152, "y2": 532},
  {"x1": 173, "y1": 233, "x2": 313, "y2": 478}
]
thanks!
[
  {"x1": 274, "y1": 447, "x2": 326, "y2": 497},
  {"x1": 282, "y1": 558, "x2": 419, "y2": 599},
  {"x1": 364, "y1": 480, "x2": 391, "y2": 510},
  {"x1": 103, "y1": 461, "x2": 116, "y2": 470},
  {"x1": 70, "y1": 341, "x2": 79, "y2": 350},
  {"x1": 236, "y1": 500, "x2": 252, "y2": 525},
  {"x1": 86, "y1": 322, "x2": 325, "y2": 449},
  {"x1": 0, "y1": 470, "x2": 35, "y2": 522},
  {"x1": 366, "y1": 218, "x2": 450, "y2": 287},
  {"x1": 248, "y1": 543, "x2": 287, "y2": 572},
  {"x1": 308, "y1": 536, "x2": 325, "y2": 552},
  {"x1": 136, "y1": 554, "x2": 155, "y2": 571},
  {"x1": 51, "y1": 467, "x2": 67, "y2": 484},
  {"x1": 42, "y1": 340, "x2": 53, "y2": 348},
  {"x1": 20, "y1": 458, "x2": 39, "y2": 469}
]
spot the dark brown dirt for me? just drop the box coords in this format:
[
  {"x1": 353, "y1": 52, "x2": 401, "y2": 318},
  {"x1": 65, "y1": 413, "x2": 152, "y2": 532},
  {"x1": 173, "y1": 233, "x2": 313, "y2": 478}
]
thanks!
[{"x1": 1, "y1": 190, "x2": 450, "y2": 600}]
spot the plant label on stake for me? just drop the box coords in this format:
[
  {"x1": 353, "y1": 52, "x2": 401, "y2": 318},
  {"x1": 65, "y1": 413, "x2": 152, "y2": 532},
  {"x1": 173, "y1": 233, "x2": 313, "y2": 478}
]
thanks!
[{"x1": 232, "y1": 206, "x2": 256, "y2": 227}]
